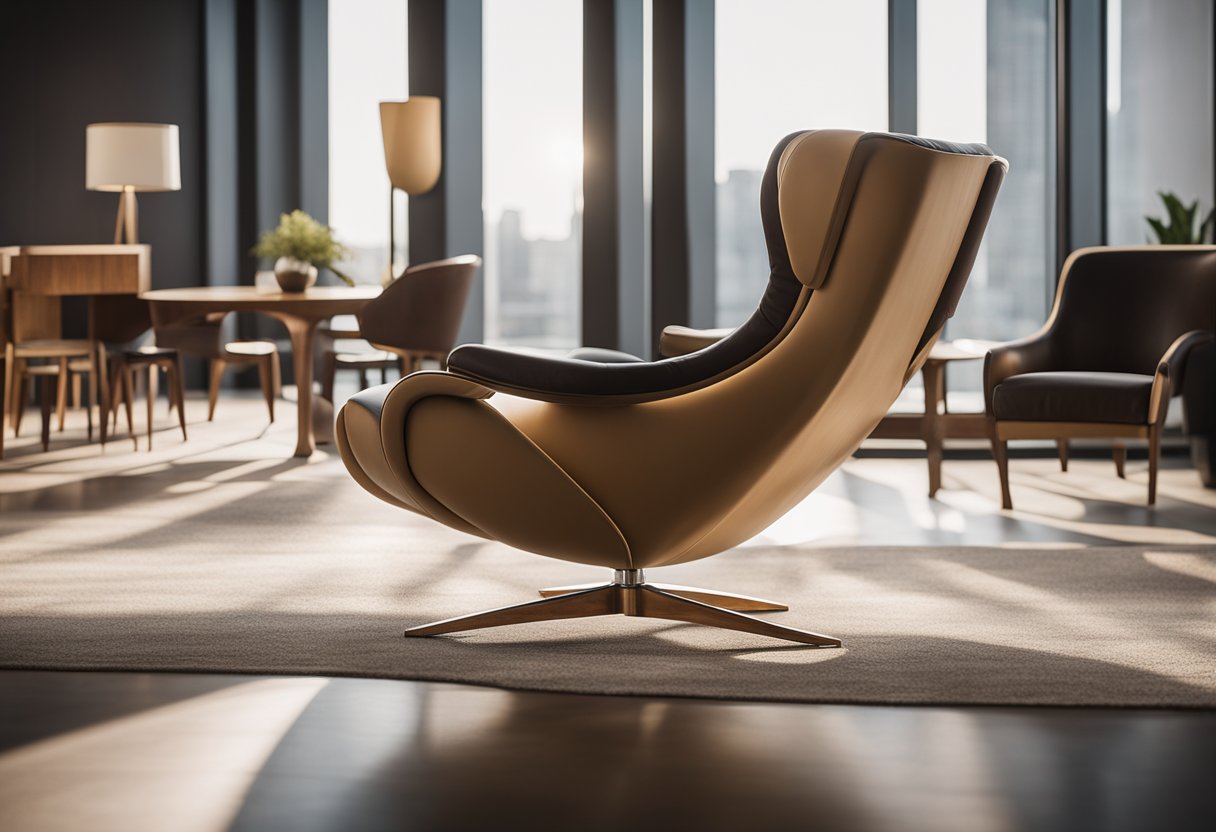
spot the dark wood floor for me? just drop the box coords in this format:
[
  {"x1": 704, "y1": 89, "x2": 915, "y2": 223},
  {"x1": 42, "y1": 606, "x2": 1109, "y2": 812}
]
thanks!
[
  {"x1": 2, "y1": 399, "x2": 1215, "y2": 830},
  {"x1": 0, "y1": 670, "x2": 1212, "y2": 832}
]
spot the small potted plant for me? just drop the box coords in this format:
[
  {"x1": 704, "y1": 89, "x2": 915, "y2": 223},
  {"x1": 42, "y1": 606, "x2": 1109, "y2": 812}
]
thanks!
[
  {"x1": 1146, "y1": 191, "x2": 1215, "y2": 244},
  {"x1": 252, "y1": 210, "x2": 354, "y2": 291}
]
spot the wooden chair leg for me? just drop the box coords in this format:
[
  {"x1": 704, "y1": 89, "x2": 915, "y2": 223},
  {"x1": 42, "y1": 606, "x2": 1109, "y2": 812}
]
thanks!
[
  {"x1": 166, "y1": 356, "x2": 188, "y2": 442},
  {"x1": 122, "y1": 366, "x2": 136, "y2": 449},
  {"x1": 55, "y1": 357, "x2": 69, "y2": 431},
  {"x1": 357, "y1": 369, "x2": 368, "y2": 390},
  {"x1": 208, "y1": 359, "x2": 226, "y2": 421},
  {"x1": 1113, "y1": 443, "x2": 1127, "y2": 479},
  {"x1": 1057, "y1": 439, "x2": 1069, "y2": 472},
  {"x1": 1147, "y1": 427, "x2": 1161, "y2": 506},
  {"x1": 2, "y1": 343, "x2": 13, "y2": 435},
  {"x1": 257, "y1": 354, "x2": 275, "y2": 422},
  {"x1": 39, "y1": 375, "x2": 53, "y2": 452},
  {"x1": 13, "y1": 362, "x2": 28, "y2": 437},
  {"x1": 146, "y1": 364, "x2": 158, "y2": 451},
  {"x1": 72, "y1": 372, "x2": 81, "y2": 410},
  {"x1": 990, "y1": 428, "x2": 1013, "y2": 510}
]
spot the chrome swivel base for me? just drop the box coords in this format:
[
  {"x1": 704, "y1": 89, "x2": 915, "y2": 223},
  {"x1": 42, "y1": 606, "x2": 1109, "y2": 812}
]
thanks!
[{"x1": 402, "y1": 569, "x2": 841, "y2": 647}]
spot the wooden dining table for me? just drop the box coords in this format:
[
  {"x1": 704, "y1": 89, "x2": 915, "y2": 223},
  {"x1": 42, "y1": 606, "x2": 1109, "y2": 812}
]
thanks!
[{"x1": 142, "y1": 286, "x2": 381, "y2": 457}]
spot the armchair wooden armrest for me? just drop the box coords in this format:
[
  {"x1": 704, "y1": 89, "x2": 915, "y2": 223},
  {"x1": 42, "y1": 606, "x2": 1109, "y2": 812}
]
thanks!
[
  {"x1": 1149, "y1": 329, "x2": 1214, "y2": 423},
  {"x1": 658, "y1": 325, "x2": 734, "y2": 358},
  {"x1": 983, "y1": 332, "x2": 1056, "y2": 415}
]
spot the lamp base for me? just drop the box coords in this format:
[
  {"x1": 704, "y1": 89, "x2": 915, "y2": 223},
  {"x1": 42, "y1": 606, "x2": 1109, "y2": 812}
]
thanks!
[{"x1": 113, "y1": 187, "x2": 138, "y2": 244}]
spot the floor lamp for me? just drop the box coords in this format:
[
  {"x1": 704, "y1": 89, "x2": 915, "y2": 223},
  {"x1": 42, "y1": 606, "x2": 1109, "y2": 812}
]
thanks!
[
  {"x1": 86, "y1": 123, "x2": 181, "y2": 244},
  {"x1": 380, "y1": 98, "x2": 441, "y2": 281}
]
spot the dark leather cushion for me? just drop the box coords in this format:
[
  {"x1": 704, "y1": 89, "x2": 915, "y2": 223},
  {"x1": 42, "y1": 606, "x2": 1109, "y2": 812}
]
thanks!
[
  {"x1": 567, "y1": 347, "x2": 645, "y2": 364},
  {"x1": 992, "y1": 371, "x2": 1156, "y2": 425}
]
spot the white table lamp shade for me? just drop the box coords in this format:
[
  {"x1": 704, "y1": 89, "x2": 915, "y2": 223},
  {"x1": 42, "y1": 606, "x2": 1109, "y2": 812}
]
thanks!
[{"x1": 86, "y1": 123, "x2": 181, "y2": 192}]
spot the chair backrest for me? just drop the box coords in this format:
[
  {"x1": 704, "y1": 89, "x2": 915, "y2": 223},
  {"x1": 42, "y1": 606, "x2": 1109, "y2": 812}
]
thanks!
[
  {"x1": 358, "y1": 255, "x2": 480, "y2": 355},
  {"x1": 610, "y1": 131, "x2": 1006, "y2": 563},
  {"x1": 1045, "y1": 246, "x2": 1216, "y2": 375}
]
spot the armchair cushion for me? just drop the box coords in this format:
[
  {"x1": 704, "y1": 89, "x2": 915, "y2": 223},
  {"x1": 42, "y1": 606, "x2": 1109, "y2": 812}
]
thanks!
[{"x1": 992, "y1": 371, "x2": 1156, "y2": 425}]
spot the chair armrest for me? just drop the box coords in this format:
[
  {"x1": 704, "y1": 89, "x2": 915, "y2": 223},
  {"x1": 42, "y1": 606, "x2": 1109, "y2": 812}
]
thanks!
[
  {"x1": 1156, "y1": 329, "x2": 1214, "y2": 385},
  {"x1": 983, "y1": 333, "x2": 1056, "y2": 415},
  {"x1": 1149, "y1": 330, "x2": 1214, "y2": 423},
  {"x1": 659, "y1": 325, "x2": 734, "y2": 357}
]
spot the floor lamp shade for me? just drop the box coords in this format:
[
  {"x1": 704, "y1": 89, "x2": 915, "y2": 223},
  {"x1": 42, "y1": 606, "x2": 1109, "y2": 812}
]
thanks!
[
  {"x1": 380, "y1": 98, "x2": 441, "y2": 195},
  {"x1": 86, "y1": 123, "x2": 181, "y2": 244}
]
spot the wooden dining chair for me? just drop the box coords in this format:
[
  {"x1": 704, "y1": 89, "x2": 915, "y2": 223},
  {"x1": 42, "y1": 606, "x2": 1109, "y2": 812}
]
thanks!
[{"x1": 320, "y1": 257, "x2": 480, "y2": 399}]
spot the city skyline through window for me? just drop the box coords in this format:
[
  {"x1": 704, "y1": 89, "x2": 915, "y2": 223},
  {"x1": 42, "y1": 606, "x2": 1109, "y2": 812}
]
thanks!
[
  {"x1": 919, "y1": 0, "x2": 1057, "y2": 398},
  {"x1": 483, "y1": 0, "x2": 583, "y2": 349},
  {"x1": 714, "y1": 0, "x2": 889, "y2": 328}
]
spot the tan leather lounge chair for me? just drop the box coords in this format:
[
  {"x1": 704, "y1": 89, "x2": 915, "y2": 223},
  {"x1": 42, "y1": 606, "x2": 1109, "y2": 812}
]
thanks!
[
  {"x1": 985, "y1": 246, "x2": 1216, "y2": 509},
  {"x1": 337, "y1": 130, "x2": 1007, "y2": 646}
]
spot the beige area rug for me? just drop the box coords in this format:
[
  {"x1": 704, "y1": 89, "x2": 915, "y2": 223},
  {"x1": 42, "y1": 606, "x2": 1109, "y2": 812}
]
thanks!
[{"x1": 1, "y1": 402, "x2": 1214, "y2": 707}]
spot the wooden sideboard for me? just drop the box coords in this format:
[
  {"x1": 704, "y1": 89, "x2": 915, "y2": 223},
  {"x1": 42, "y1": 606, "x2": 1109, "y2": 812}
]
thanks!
[{"x1": 4, "y1": 244, "x2": 150, "y2": 296}]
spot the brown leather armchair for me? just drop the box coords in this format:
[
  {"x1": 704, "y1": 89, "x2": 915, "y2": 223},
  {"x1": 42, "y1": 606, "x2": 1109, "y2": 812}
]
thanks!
[
  {"x1": 985, "y1": 246, "x2": 1216, "y2": 509},
  {"x1": 337, "y1": 131, "x2": 1006, "y2": 646}
]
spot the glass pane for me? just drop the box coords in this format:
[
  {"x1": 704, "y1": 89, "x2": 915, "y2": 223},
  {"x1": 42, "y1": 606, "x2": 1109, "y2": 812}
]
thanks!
[
  {"x1": 483, "y1": 0, "x2": 583, "y2": 349},
  {"x1": 715, "y1": 0, "x2": 888, "y2": 327},
  {"x1": 919, "y1": 0, "x2": 1057, "y2": 402},
  {"x1": 1107, "y1": 0, "x2": 1214, "y2": 245},
  {"x1": 327, "y1": 0, "x2": 407, "y2": 285}
]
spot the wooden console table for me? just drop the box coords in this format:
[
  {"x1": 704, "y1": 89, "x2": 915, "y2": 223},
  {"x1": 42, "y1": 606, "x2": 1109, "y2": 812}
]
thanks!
[{"x1": 869, "y1": 339, "x2": 999, "y2": 497}]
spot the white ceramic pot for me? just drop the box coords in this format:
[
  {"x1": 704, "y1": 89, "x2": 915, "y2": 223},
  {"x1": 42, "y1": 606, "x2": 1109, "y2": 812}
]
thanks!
[{"x1": 274, "y1": 256, "x2": 318, "y2": 292}]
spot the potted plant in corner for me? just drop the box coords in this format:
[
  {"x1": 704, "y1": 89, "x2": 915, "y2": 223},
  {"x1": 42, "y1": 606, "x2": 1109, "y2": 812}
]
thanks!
[
  {"x1": 1146, "y1": 191, "x2": 1216, "y2": 487},
  {"x1": 253, "y1": 210, "x2": 354, "y2": 292}
]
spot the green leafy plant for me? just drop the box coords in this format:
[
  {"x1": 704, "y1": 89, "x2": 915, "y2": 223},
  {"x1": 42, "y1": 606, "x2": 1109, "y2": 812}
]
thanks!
[
  {"x1": 1146, "y1": 192, "x2": 1216, "y2": 244},
  {"x1": 252, "y1": 210, "x2": 355, "y2": 286}
]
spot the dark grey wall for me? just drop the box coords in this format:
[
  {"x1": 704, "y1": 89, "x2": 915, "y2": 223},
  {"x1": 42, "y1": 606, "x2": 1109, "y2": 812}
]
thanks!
[
  {"x1": 0, "y1": 0, "x2": 327, "y2": 382},
  {"x1": 0, "y1": 0, "x2": 205, "y2": 292}
]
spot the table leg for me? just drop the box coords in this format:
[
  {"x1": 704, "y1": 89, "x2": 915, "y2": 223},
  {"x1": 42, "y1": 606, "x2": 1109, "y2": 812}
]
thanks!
[
  {"x1": 282, "y1": 316, "x2": 318, "y2": 458},
  {"x1": 923, "y1": 360, "x2": 946, "y2": 498}
]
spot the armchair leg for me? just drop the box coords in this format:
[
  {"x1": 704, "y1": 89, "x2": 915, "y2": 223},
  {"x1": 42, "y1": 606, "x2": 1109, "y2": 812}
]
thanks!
[
  {"x1": 539, "y1": 582, "x2": 788, "y2": 611},
  {"x1": 410, "y1": 571, "x2": 837, "y2": 646},
  {"x1": 636, "y1": 587, "x2": 839, "y2": 646},
  {"x1": 991, "y1": 430, "x2": 1013, "y2": 510},
  {"x1": 1057, "y1": 439, "x2": 1069, "y2": 472},
  {"x1": 1113, "y1": 442, "x2": 1127, "y2": 479},
  {"x1": 405, "y1": 584, "x2": 617, "y2": 637}
]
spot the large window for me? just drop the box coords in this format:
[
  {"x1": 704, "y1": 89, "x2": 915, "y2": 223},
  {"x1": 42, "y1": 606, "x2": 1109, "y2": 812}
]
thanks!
[
  {"x1": 327, "y1": 0, "x2": 407, "y2": 285},
  {"x1": 714, "y1": 0, "x2": 888, "y2": 327},
  {"x1": 1107, "y1": 0, "x2": 1214, "y2": 244},
  {"x1": 483, "y1": 0, "x2": 583, "y2": 349},
  {"x1": 919, "y1": 0, "x2": 1057, "y2": 396}
]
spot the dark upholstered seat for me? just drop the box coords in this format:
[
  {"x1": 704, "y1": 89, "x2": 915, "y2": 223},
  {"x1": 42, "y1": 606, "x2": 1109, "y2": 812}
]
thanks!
[{"x1": 992, "y1": 371, "x2": 1155, "y2": 425}]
